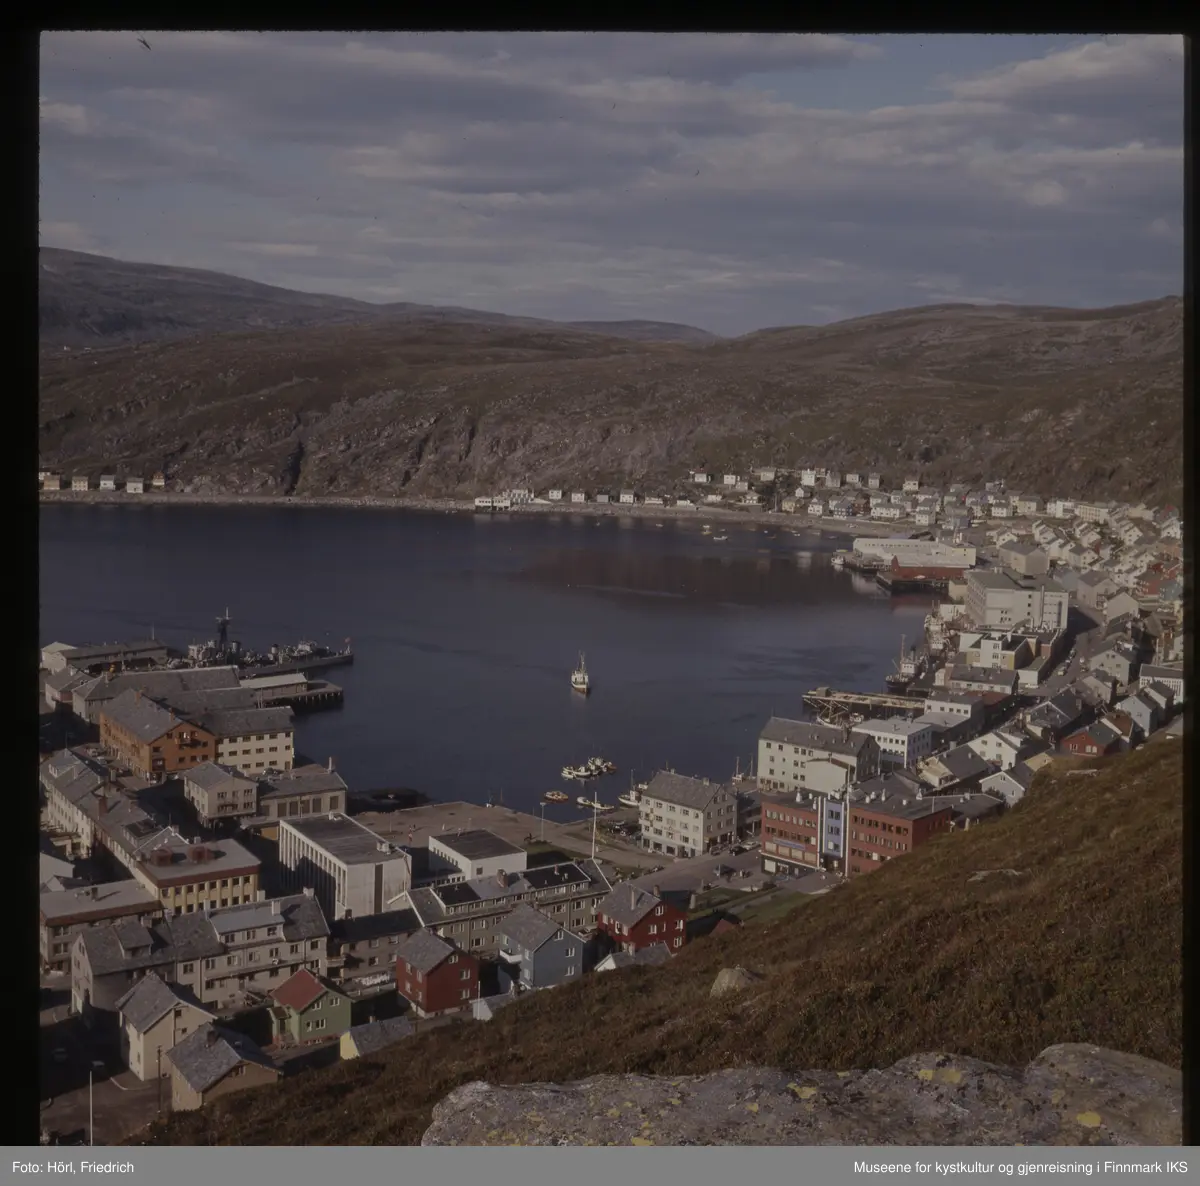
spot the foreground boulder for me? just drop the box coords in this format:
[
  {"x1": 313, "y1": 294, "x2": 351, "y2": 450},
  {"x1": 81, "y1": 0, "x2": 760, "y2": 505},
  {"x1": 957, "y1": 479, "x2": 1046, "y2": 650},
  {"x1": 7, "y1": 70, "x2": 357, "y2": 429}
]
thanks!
[{"x1": 421, "y1": 1044, "x2": 1181, "y2": 1146}]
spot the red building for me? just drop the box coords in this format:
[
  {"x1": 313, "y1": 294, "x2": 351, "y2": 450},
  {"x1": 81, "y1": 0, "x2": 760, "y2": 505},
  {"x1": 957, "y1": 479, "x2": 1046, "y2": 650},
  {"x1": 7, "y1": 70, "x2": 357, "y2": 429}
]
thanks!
[
  {"x1": 889, "y1": 557, "x2": 973, "y2": 582},
  {"x1": 760, "y1": 794, "x2": 822, "y2": 874},
  {"x1": 394, "y1": 930, "x2": 479, "y2": 1018},
  {"x1": 846, "y1": 787, "x2": 952, "y2": 877},
  {"x1": 1061, "y1": 722, "x2": 1122, "y2": 759},
  {"x1": 595, "y1": 883, "x2": 687, "y2": 954}
]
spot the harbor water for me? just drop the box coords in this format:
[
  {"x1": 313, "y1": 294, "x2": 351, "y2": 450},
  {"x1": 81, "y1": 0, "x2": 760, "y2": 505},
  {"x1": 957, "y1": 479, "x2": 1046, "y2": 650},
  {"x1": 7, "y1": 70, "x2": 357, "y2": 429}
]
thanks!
[{"x1": 39, "y1": 504, "x2": 934, "y2": 817}]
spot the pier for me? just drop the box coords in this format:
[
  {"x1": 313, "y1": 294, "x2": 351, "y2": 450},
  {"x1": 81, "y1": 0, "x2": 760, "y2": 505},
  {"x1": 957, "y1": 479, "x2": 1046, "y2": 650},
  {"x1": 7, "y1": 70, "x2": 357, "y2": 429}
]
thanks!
[
  {"x1": 803, "y1": 686, "x2": 926, "y2": 723},
  {"x1": 241, "y1": 651, "x2": 354, "y2": 678}
]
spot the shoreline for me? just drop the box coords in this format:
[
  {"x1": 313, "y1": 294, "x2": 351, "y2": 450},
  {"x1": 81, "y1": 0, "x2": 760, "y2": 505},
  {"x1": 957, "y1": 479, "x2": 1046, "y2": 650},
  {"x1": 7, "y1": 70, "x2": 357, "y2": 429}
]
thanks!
[{"x1": 37, "y1": 490, "x2": 907, "y2": 539}]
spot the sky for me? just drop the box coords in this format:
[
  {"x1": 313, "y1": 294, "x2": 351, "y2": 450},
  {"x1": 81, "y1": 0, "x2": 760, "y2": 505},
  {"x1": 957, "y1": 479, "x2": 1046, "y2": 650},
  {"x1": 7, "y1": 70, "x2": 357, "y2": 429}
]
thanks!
[{"x1": 39, "y1": 32, "x2": 1184, "y2": 336}]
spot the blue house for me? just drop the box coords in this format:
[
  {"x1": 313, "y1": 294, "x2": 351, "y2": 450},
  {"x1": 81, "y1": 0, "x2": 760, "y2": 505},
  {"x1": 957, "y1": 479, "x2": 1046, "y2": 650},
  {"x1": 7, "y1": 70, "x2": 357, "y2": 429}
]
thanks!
[{"x1": 495, "y1": 903, "x2": 584, "y2": 992}]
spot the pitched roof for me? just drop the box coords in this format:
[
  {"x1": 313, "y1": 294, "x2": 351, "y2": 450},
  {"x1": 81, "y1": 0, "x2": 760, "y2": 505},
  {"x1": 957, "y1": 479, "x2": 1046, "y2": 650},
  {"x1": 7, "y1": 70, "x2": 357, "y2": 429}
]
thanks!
[
  {"x1": 760, "y1": 717, "x2": 870, "y2": 757},
  {"x1": 270, "y1": 967, "x2": 337, "y2": 1012},
  {"x1": 115, "y1": 972, "x2": 211, "y2": 1034},
  {"x1": 166, "y1": 1024, "x2": 277, "y2": 1094},
  {"x1": 98, "y1": 689, "x2": 180, "y2": 743},
  {"x1": 642, "y1": 770, "x2": 731, "y2": 810},
  {"x1": 497, "y1": 903, "x2": 573, "y2": 952},
  {"x1": 598, "y1": 943, "x2": 673, "y2": 970},
  {"x1": 395, "y1": 929, "x2": 458, "y2": 974},
  {"x1": 597, "y1": 882, "x2": 662, "y2": 929},
  {"x1": 195, "y1": 705, "x2": 294, "y2": 738},
  {"x1": 345, "y1": 1016, "x2": 415, "y2": 1056}
]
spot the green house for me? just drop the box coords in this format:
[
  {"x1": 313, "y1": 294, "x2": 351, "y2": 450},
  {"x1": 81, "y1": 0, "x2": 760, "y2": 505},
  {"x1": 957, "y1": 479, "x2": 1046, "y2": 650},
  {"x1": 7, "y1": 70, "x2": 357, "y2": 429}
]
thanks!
[{"x1": 268, "y1": 968, "x2": 352, "y2": 1044}]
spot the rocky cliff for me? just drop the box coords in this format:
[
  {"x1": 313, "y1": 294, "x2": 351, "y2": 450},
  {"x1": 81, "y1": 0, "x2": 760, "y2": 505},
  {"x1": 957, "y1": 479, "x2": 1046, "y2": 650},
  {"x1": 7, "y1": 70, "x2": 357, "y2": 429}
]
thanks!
[
  {"x1": 421, "y1": 1045, "x2": 1182, "y2": 1146},
  {"x1": 40, "y1": 288, "x2": 1183, "y2": 506}
]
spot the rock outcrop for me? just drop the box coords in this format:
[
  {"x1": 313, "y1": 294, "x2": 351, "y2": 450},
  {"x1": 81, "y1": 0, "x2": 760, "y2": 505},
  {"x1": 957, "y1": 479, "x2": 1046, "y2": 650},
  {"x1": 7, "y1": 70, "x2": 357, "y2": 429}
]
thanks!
[
  {"x1": 710, "y1": 966, "x2": 765, "y2": 998},
  {"x1": 421, "y1": 1044, "x2": 1181, "y2": 1146}
]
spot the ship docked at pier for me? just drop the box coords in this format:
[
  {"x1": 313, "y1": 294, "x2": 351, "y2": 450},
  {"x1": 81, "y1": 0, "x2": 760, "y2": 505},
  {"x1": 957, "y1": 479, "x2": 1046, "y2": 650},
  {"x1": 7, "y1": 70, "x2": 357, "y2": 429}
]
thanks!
[{"x1": 167, "y1": 611, "x2": 354, "y2": 677}]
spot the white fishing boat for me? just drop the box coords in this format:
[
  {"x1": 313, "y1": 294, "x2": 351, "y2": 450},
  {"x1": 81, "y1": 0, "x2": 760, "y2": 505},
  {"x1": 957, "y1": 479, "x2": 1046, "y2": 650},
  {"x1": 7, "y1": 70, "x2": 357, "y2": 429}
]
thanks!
[
  {"x1": 712, "y1": 534, "x2": 728, "y2": 542},
  {"x1": 571, "y1": 653, "x2": 590, "y2": 695},
  {"x1": 617, "y1": 789, "x2": 642, "y2": 809},
  {"x1": 561, "y1": 766, "x2": 578, "y2": 780},
  {"x1": 543, "y1": 789, "x2": 570, "y2": 803}
]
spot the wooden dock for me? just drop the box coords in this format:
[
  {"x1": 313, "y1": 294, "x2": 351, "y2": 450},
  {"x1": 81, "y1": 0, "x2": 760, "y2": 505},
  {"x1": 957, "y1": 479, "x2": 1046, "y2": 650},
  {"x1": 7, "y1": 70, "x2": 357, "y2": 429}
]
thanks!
[{"x1": 803, "y1": 686, "x2": 926, "y2": 723}]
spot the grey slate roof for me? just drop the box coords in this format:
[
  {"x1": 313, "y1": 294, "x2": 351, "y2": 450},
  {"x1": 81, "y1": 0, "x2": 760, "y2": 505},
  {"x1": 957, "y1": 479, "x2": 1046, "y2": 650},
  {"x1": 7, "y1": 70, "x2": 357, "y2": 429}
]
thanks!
[
  {"x1": 760, "y1": 717, "x2": 870, "y2": 757},
  {"x1": 395, "y1": 929, "x2": 458, "y2": 974},
  {"x1": 100, "y1": 689, "x2": 179, "y2": 742},
  {"x1": 258, "y1": 764, "x2": 348, "y2": 801},
  {"x1": 643, "y1": 771, "x2": 731, "y2": 810},
  {"x1": 115, "y1": 972, "x2": 211, "y2": 1034},
  {"x1": 332, "y1": 908, "x2": 420, "y2": 946},
  {"x1": 76, "y1": 667, "x2": 241, "y2": 706},
  {"x1": 166, "y1": 1024, "x2": 277, "y2": 1094},
  {"x1": 930, "y1": 745, "x2": 992, "y2": 783},
  {"x1": 497, "y1": 903, "x2": 572, "y2": 952},
  {"x1": 596, "y1": 882, "x2": 662, "y2": 929},
  {"x1": 183, "y1": 762, "x2": 255, "y2": 792},
  {"x1": 197, "y1": 706, "x2": 294, "y2": 738},
  {"x1": 599, "y1": 943, "x2": 673, "y2": 970},
  {"x1": 345, "y1": 1016, "x2": 415, "y2": 1056}
]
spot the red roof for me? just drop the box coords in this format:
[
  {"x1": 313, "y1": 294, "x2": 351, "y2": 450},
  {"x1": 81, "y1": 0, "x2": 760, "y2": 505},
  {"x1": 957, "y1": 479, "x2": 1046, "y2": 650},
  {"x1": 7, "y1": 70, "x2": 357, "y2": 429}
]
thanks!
[{"x1": 269, "y1": 967, "x2": 328, "y2": 1012}]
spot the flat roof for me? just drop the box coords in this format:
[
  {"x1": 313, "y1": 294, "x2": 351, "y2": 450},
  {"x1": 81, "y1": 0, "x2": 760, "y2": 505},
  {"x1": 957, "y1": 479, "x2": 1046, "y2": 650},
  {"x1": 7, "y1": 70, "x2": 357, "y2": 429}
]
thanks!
[
  {"x1": 853, "y1": 718, "x2": 931, "y2": 738},
  {"x1": 281, "y1": 813, "x2": 405, "y2": 865},
  {"x1": 40, "y1": 880, "x2": 161, "y2": 923},
  {"x1": 430, "y1": 829, "x2": 524, "y2": 862}
]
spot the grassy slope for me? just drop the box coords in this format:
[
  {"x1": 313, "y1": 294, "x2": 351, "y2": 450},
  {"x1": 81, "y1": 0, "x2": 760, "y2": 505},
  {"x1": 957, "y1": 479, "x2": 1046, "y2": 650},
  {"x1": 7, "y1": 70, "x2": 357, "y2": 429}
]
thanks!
[{"x1": 142, "y1": 740, "x2": 1183, "y2": 1146}]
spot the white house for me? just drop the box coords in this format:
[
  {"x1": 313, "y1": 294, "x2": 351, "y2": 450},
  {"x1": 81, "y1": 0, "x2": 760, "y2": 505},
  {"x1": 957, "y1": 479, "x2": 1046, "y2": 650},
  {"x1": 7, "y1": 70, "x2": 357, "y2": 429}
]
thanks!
[
  {"x1": 757, "y1": 468, "x2": 776, "y2": 482},
  {"x1": 693, "y1": 472, "x2": 711, "y2": 484},
  {"x1": 845, "y1": 472, "x2": 862, "y2": 487},
  {"x1": 800, "y1": 468, "x2": 820, "y2": 487},
  {"x1": 722, "y1": 474, "x2": 739, "y2": 487},
  {"x1": 99, "y1": 475, "x2": 117, "y2": 491},
  {"x1": 902, "y1": 478, "x2": 920, "y2": 493},
  {"x1": 871, "y1": 504, "x2": 903, "y2": 520},
  {"x1": 570, "y1": 491, "x2": 587, "y2": 504},
  {"x1": 71, "y1": 475, "x2": 90, "y2": 492},
  {"x1": 824, "y1": 471, "x2": 842, "y2": 488},
  {"x1": 126, "y1": 477, "x2": 145, "y2": 494},
  {"x1": 548, "y1": 488, "x2": 564, "y2": 502},
  {"x1": 867, "y1": 473, "x2": 882, "y2": 489},
  {"x1": 850, "y1": 719, "x2": 933, "y2": 769},
  {"x1": 619, "y1": 490, "x2": 636, "y2": 505}
]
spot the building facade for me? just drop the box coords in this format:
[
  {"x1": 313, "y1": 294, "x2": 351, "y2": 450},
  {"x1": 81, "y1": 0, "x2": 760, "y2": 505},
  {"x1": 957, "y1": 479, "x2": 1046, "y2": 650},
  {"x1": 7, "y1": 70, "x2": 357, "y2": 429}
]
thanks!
[
  {"x1": 638, "y1": 771, "x2": 739, "y2": 857},
  {"x1": 758, "y1": 718, "x2": 878, "y2": 794}
]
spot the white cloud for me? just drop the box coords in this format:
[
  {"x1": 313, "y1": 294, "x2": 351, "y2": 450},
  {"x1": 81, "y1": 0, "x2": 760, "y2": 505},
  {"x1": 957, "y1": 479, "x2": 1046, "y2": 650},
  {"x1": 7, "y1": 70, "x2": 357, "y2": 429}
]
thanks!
[{"x1": 36, "y1": 33, "x2": 1184, "y2": 334}]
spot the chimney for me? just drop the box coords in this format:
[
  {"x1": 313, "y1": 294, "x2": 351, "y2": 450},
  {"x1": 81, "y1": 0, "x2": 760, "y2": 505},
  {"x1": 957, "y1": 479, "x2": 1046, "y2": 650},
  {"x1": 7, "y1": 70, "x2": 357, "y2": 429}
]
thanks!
[
  {"x1": 205, "y1": 1027, "x2": 218, "y2": 1047},
  {"x1": 496, "y1": 869, "x2": 507, "y2": 888},
  {"x1": 271, "y1": 899, "x2": 282, "y2": 915},
  {"x1": 652, "y1": 884, "x2": 661, "y2": 898},
  {"x1": 303, "y1": 886, "x2": 315, "y2": 898},
  {"x1": 327, "y1": 756, "x2": 335, "y2": 773}
]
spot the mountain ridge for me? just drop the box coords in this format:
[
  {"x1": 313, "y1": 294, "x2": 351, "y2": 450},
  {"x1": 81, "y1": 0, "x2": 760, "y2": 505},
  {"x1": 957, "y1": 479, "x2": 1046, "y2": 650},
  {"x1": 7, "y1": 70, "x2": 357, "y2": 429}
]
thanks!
[
  {"x1": 38, "y1": 247, "x2": 722, "y2": 346},
  {"x1": 38, "y1": 286, "x2": 1183, "y2": 506}
]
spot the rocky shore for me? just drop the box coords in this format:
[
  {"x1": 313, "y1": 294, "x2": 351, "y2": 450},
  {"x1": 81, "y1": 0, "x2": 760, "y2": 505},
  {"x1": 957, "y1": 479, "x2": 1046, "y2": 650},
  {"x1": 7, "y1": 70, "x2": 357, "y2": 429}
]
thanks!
[{"x1": 38, "y1": 489, "x2": 905, "y2": 539}]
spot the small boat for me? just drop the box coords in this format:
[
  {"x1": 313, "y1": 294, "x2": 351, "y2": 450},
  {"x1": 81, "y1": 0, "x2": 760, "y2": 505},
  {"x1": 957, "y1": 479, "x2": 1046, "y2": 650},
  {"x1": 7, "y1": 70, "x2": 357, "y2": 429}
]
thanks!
[
  {"x1": 712, "y1": 535, "x2": 728, "y2": 542},
  {"x1": 618, "y1": 790, "x2": 642, "y2": 809},
  {"x1": 571, "y1": 653, "x2": 590, "y2": 695},
  {"x1": 561, "y1": 766, "x2": 578, "y2": 780},
  {"x1": 543, "y1": 790, "x2": 569, "y2": 803}
]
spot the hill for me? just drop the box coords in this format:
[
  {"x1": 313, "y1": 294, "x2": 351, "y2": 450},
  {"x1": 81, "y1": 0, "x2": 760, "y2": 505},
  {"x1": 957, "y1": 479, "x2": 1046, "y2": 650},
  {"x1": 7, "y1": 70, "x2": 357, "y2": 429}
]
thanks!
[
  {"x1": 38, "y1": 294, "x2": 1183, "y2": 505},
  {"x1": 139, "y1": 740, "x2": 1183, "y2": 1146},
  {"x1": 38, "y1": 248, "x2": 719, "y2": 346}
]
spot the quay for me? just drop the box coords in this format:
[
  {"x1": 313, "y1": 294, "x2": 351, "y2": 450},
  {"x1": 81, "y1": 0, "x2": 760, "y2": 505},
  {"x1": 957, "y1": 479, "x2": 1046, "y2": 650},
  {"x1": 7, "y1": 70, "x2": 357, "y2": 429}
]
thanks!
[
  {"x1": 803, "y1": 686, "x2": 926, "y2": 723},
  {"x1": 875, "y1": 572, "x2": 949, "y2": 595}
]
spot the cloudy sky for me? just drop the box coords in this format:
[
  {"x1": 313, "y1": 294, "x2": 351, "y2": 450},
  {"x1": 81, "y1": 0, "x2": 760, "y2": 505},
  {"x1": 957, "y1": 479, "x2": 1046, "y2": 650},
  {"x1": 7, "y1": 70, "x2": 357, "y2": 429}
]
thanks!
[{"x1": 39, "y1": 32, "x2": 1184, "y2": 335}]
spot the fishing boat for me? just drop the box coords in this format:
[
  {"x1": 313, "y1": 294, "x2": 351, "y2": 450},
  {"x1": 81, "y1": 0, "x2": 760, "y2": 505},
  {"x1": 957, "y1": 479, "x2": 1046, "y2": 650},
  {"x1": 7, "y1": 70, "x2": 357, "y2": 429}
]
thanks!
[
  {"x1": 577, "y1": 797, "x2": 614, "y2": 812},
  {"x1": 617, "y1": 788, "x2": 642, "y2": 809},
  {"x1": 561, "y1": 766, "x2": 578, "y2": 780},
  {"x1": 571, "y1": 653, "x2": 590, "y2": 695},
  {"x1": 543, "y1": 789, "x2": 570, "y2": 803},
  {"x1": 712, "y1": 534, "x2": 728, "y2": 542}
]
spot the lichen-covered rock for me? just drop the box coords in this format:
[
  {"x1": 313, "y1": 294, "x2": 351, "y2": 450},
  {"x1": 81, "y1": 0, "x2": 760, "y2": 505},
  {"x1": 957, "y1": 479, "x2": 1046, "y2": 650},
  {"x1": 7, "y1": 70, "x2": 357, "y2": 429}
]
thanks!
[{"x1": 420, "y1": 1045, "x2": 1181, "y2": 1146}]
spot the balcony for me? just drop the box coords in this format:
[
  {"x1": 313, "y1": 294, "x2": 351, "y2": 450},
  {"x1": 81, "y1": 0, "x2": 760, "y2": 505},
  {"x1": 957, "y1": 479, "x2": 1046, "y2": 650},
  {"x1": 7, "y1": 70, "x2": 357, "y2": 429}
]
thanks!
[{"x1": 497, "y1": 948, "x2": 522, "y2": 965}]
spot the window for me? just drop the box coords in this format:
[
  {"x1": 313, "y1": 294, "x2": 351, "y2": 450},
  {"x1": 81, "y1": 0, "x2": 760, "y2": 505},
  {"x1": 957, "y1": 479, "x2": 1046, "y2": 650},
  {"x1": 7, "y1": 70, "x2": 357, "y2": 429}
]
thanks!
[
  {"x1": 460, "y1": 989, "x2": 471, "y2": 1000},
  {"x1": 181, "y1": 963, "x2": 194, "y2": 975},
  {"x1": 654, "y1": 905, "x2": 664, "y2": 916}
]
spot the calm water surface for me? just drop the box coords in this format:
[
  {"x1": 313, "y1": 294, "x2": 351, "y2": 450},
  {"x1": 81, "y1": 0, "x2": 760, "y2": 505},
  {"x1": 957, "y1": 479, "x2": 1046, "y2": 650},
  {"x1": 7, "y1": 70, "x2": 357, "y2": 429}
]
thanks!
[{"x1": 38, "y1": 506, "x2": 932, "y2": 817}]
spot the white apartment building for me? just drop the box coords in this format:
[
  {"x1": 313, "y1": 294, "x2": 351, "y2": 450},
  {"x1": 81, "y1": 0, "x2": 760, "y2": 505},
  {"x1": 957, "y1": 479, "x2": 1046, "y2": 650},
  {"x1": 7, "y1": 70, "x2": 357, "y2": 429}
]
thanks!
[
  {"x1": 965, "y1": 569, "x2": 1069, "y2": 633},
  {"x1": 427, "y1": 829, "x2": 527, "y2": 882},
  {"x1": 639, "y1": 771, "x2": 739, "y2": 858},
  {"x1": 722, "y1": 474, "x2": 739, "y2": 486},
  {"x1": 758, "y1": 719, "x2": 878, "y2": 795},
  {"x1": 207, "y1": 708, "x2": 295, "y2": 775},
  {"x1": 279, "y1": 814, "x2": 412, "y2": 920},
  {"x1": 851, "y1": 719, "x2": 934, "y2": 769}
]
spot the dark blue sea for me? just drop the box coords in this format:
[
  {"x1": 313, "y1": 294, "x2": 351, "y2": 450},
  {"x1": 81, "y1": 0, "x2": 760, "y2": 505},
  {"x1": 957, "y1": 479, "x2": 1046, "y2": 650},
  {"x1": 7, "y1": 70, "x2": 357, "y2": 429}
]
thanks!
[{"x1": 38, "y1": 505, "x2": 932, "y2": 817}]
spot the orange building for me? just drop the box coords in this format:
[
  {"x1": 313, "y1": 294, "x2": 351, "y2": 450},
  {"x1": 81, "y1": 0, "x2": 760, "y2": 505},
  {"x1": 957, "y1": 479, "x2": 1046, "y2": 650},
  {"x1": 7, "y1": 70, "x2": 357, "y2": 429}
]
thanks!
[{"x1": 99, "y1": 689, "x2": 216, "y2": 781}]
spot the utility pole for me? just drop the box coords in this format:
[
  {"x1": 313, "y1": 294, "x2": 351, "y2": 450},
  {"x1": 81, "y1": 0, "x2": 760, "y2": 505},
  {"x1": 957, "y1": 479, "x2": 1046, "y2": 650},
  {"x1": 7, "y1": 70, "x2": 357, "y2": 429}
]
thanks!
[
  {"x1": 591, "y1": 800, "x2": 598, "y2": 860},
  {"x1": 88, "y1": 1067, "x2": 93, "y2": 1146},
  {"x1": 157, "y1": 1048, "x2": 162, "y2": 1113},
  {"x1": 539, "y1": 803, "x2": 546, "y2": 842}
]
